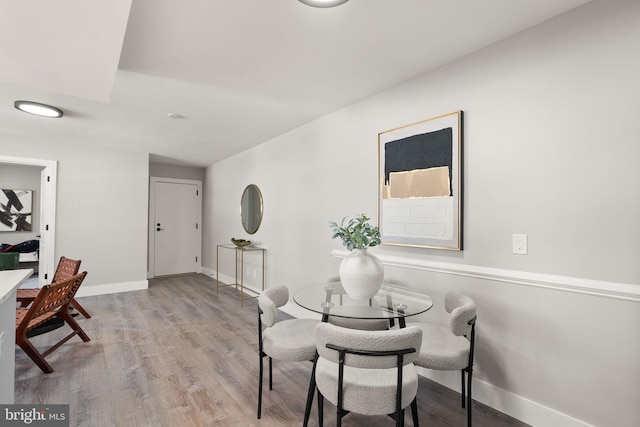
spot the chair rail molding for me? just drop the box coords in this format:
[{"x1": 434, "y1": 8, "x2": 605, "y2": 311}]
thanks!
[{"x1": 331, "y1": 250, "x2": 640, "y2": 303}]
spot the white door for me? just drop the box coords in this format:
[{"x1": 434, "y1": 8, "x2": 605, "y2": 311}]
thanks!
[
  {"x1": 38, "y1": 165, "x2": 56, "y2": 286},
  {"x1": 152, "y1": 179, "x2": 201, "y2": 276}
]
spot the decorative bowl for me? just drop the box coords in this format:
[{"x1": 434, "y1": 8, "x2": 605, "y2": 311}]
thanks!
[{"x1": 231, "y1": 238, "x2": 251, "y2": 248}]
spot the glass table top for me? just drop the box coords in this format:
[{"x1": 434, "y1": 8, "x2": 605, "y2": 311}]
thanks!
[{"x1": 293, "y1": 281, "x2": 433, "y2": 321}]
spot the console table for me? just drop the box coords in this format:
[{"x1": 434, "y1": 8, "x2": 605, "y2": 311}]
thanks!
[{"x1": 216, "y1": 244, "x2": 265, "y2": 306}]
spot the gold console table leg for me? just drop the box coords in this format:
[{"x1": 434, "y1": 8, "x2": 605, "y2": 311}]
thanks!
[{"x1": 216, "y1": 244, "x2": 266, "y2": 306}]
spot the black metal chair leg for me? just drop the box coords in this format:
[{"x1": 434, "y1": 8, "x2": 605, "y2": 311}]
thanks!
[
  {"x1": 258, "y1": 353, "x2": 263, "y2": 419},
  {"x1": 410, "y1": 398, "x2": 419, "y2": 427},
  {"x1": 461, "y1": 369, "x2": 466, "y2": 408},
  {"x1": 269, "y1": 357, "x2": 273, "y2": 390},
  {"x1": 317, "y1": 390, "x2": 324, "y2": 427},
  {"x1": 303, "y1": 355, "x2": 318, "y2": 427},
  {"x1": 467, "y1": 369, "x2": 473, "y2": 427}
]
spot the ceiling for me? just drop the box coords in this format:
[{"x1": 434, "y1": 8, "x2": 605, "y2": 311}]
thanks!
[{"x1": 0, "y1": 0, "x2": 591, "y2": 167}]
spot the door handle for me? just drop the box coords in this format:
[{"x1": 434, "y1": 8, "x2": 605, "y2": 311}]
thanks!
[{"x1": 156, "y1": 227, "x2": 164, "y2": 231}]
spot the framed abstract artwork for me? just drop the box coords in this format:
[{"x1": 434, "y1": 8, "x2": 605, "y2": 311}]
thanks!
[
  {"x1": 378, "y1": 111, "x2": 463, "y2": 250},
  {"x1": 0, "y1": 189, "x2": 33, "y2": 232}
]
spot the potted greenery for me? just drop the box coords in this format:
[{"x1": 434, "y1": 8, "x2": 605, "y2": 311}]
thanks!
[
  {"x1": 329, "y1": 213, "x2": 381, "y2": 251},
  {"x1": 329, "y1": 214, "x2": 384, "y2": 299}
]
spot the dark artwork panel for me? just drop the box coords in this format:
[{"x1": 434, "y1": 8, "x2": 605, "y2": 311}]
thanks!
[
  {"x1": 0, "y1": 189, "x2": 32, "y2": 232},
  {"x1": 384, "y1": 127, "x2": 453, "y2": 195}
]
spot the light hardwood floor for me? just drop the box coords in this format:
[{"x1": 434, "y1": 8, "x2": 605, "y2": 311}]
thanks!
[{"x1": 15, "y1": 274, "x2": 529, "y2": 427}]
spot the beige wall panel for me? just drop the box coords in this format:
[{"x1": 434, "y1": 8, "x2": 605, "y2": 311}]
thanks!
[{"x1": 388, "y1": 166, "x2": 451, "y2": 199}]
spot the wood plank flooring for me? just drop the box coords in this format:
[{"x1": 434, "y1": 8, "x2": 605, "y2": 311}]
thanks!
[{"x1": 14, "y1": 274, "x2": 530, "y2": 427}]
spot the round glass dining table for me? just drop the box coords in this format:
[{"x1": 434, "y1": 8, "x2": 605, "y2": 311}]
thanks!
[
  {"x1": 296, "y1": 280, "x2": 434, "y2": 426},
  {"x1": 294, "y1": 280, "x2": 433, "y2": 327}
]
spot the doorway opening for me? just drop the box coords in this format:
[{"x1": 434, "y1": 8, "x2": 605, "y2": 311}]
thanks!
[{"x1": 0, "y1": 155, "x2": 57, "y2": 287}]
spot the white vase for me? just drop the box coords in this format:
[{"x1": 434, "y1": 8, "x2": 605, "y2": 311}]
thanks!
[{"x1": 339, "y1": 249, "x2": 384, "y2": 299}]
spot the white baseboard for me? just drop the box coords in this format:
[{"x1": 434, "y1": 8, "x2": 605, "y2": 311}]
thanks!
[
  {"x1": 148, "y1": 267, "x2": 203, "y2": 279},
  {"x1": 416, "y1": 368, "x2": 593, "y2": 427},
  {"x1": 75, "y1": 279, "x2": 148, "y2": 298},
  {"x1": 203, "y1": 268, "x2": 263, "y2": 297}
]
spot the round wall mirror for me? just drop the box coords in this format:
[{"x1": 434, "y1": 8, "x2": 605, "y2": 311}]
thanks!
[{"x1": 241, "y1": 184, "x2": 263, "y2": 235}]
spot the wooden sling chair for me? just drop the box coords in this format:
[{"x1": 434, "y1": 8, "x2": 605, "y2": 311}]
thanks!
[
  {"x1": 15, "y1": 271, "x2": 90, "y2": 373},
  {"x1": 16, "y1": 256, "x2": 91, "y2": 318}
]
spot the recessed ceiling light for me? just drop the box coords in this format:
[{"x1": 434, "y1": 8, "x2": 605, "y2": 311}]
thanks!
[
  {"x1": 298, "y1": 0, "x2": 350, "y2": 8},
  {"x1": 14, "y1": 101, "x2": 63, "y2": 118}
]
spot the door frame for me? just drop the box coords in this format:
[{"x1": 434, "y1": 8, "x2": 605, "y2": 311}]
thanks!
[
  {"x1": 148, "y1": 177, "x2": 202, "y2": 278},
  {"x1": 0, "y1": 155, "x2": 57, "y2": 284}
]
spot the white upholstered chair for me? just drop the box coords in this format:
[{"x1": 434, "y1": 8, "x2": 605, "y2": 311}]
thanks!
[
  {"x1": 407, "y1": 291, "x2": 477, "y2": 427},
  {"x1": 257, "y1": 285, "x2": 320, "y2": 419},
  {"x1": 314, "y1": 322, "x2": 422, "y2": 427}
]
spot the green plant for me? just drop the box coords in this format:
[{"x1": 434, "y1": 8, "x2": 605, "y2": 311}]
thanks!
[{"x1": 329, "y1": 214, "x2": 381, "y2": 251}]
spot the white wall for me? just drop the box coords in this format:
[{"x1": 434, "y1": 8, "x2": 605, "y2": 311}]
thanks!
[
  {"x1": 0, "y1": 137, "x2": 149, "y2": 293},
  {"x1": 204, "y1": 1, "x2": 640, "y2": 426}
]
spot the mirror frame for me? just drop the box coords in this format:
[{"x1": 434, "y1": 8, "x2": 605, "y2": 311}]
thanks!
[{"x1": 240, "y1": 184, "x2": 263, "y2": 235}]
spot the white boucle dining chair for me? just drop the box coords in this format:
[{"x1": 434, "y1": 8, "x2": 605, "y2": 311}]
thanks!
[
  {"x1": 407, "y1": 291, "x2": 477, "y2": 427},
  {"x1": 314, "y1": 322, "x2": 422, "y2": 427},
  {"x1": 257, "y1": 285, "x2": 320, "y2": 419}
]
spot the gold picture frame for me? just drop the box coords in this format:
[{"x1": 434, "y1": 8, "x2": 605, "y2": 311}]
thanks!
[{"x1": 378, "y1": 111, "x2": 463, "y2": 250}]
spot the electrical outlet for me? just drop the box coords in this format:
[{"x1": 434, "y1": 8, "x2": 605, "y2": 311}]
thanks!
[{"x1": 512, "y1": 234, "x2": 528, "y2": 254}]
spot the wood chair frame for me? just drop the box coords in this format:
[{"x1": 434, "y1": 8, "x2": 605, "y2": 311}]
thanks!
[
  {"x1": 16, "y1": 256, "x2": 91, "y2": 318},
  {"x1": 15, "y1": 271, "x2": 90, "y2": 373}
]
